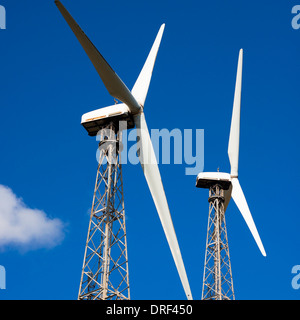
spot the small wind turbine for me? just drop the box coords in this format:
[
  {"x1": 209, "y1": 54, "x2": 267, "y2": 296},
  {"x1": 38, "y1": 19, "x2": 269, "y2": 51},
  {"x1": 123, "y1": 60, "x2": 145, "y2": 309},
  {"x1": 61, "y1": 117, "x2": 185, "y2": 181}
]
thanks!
[
  {"x1": 196, "y1": 49, "x2": 266, "y2": 300},
  {"x1": 55, "y1": 1, "x2": 192, "y2": 300}
]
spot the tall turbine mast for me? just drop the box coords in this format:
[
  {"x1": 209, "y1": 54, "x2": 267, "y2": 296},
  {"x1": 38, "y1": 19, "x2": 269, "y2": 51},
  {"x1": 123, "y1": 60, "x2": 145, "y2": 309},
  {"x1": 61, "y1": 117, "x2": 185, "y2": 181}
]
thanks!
[
  {"x1": 78, "y1": 124, "x2": 129, "y2": 299},
  {"x1": 202, "y1": 183, "x2": 235, "y2": 300},
  {"x1": 197, "y1": 49, "x2": 266, "y2": 300}
]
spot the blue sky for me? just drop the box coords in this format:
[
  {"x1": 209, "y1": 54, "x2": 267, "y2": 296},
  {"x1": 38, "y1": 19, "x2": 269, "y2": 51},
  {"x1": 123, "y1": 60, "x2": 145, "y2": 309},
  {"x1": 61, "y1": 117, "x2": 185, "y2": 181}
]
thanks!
[{"x1": 0, "y1": 0, "x2": 299, "y2": 300}]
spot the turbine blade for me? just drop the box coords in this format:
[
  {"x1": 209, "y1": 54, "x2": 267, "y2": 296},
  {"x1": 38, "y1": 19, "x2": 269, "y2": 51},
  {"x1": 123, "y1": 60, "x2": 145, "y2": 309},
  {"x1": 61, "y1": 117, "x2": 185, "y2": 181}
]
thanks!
[
  {"x1": 54, "y1": 0, "x2": 141, "y2": 114},
  {"x1": 131, "y1": 24, "x2": 165, "y2": 107},
  {"x1": 228, "y1": 49, "x2": 243, "y2": 177},
  {"x1": 224, "y1": 184, "x2": 232, "y2": 212},
  {"x1": 134, "y1": 112, "x2": 193, "y2": 300},
  {"x1": 231, "y1": 178, "x2": 266, "y2": 256}
]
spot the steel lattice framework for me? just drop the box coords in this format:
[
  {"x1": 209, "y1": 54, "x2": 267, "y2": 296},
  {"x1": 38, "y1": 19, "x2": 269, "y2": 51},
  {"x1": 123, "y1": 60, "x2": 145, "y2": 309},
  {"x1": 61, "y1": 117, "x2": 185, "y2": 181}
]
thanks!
[
  {"x1": 78, "y1": 123, "x2": 130, "y2": 300},
  {"x1": 202, "y1": 184, "x2": 235, "y2": 300}
]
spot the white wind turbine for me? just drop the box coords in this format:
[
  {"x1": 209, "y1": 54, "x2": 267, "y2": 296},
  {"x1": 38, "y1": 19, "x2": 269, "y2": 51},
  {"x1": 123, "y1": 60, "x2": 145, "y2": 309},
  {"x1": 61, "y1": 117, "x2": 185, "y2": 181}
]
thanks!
[
  {"x1": 197, "y1": 49, "x2": 266, "y2": 300},
  {"x1": 55, "y1": 0, "x2": 192, "y2": 300},
  {"x1": 197, "y1": 49, "x2": 266, "y2": 258}
]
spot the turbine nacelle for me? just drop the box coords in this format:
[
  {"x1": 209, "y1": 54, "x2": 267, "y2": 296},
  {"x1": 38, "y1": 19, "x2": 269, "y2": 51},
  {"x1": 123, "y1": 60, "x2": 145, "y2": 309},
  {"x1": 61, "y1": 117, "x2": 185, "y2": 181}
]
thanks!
[
  {"x1": 196, "y1": 172, "x2": 232, "y2": 190},
  {"x1": 81, "y1": 103, "x2": 135, "y2": 136}
]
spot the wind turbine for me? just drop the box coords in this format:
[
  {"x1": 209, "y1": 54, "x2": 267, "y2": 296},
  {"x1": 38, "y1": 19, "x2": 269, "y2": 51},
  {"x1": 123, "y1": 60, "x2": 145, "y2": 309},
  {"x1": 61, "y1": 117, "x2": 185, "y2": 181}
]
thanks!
[
  {"x1": 55, "y1": 1, "x2": 192, "y2": 300},
  {"x1": 196, "y1": 49, "x2": 266, "y2": 300}
]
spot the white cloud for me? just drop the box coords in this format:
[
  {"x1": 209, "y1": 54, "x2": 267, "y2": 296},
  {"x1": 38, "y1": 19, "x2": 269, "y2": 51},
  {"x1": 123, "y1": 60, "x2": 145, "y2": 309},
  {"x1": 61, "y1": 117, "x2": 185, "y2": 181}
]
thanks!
[{"x1": 0, "y1": 185, "x2": 65, "y2": 250}]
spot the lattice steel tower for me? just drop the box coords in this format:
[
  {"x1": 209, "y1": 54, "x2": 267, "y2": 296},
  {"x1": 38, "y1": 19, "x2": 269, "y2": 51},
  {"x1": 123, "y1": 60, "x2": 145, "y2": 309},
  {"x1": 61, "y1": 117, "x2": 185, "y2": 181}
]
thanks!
[
  {"x1": 200, "y1": 182, "x2": 234, "y2": 300},
  {"x1": 78, "y1": 123, "x2": 130, "y2": 300}
]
